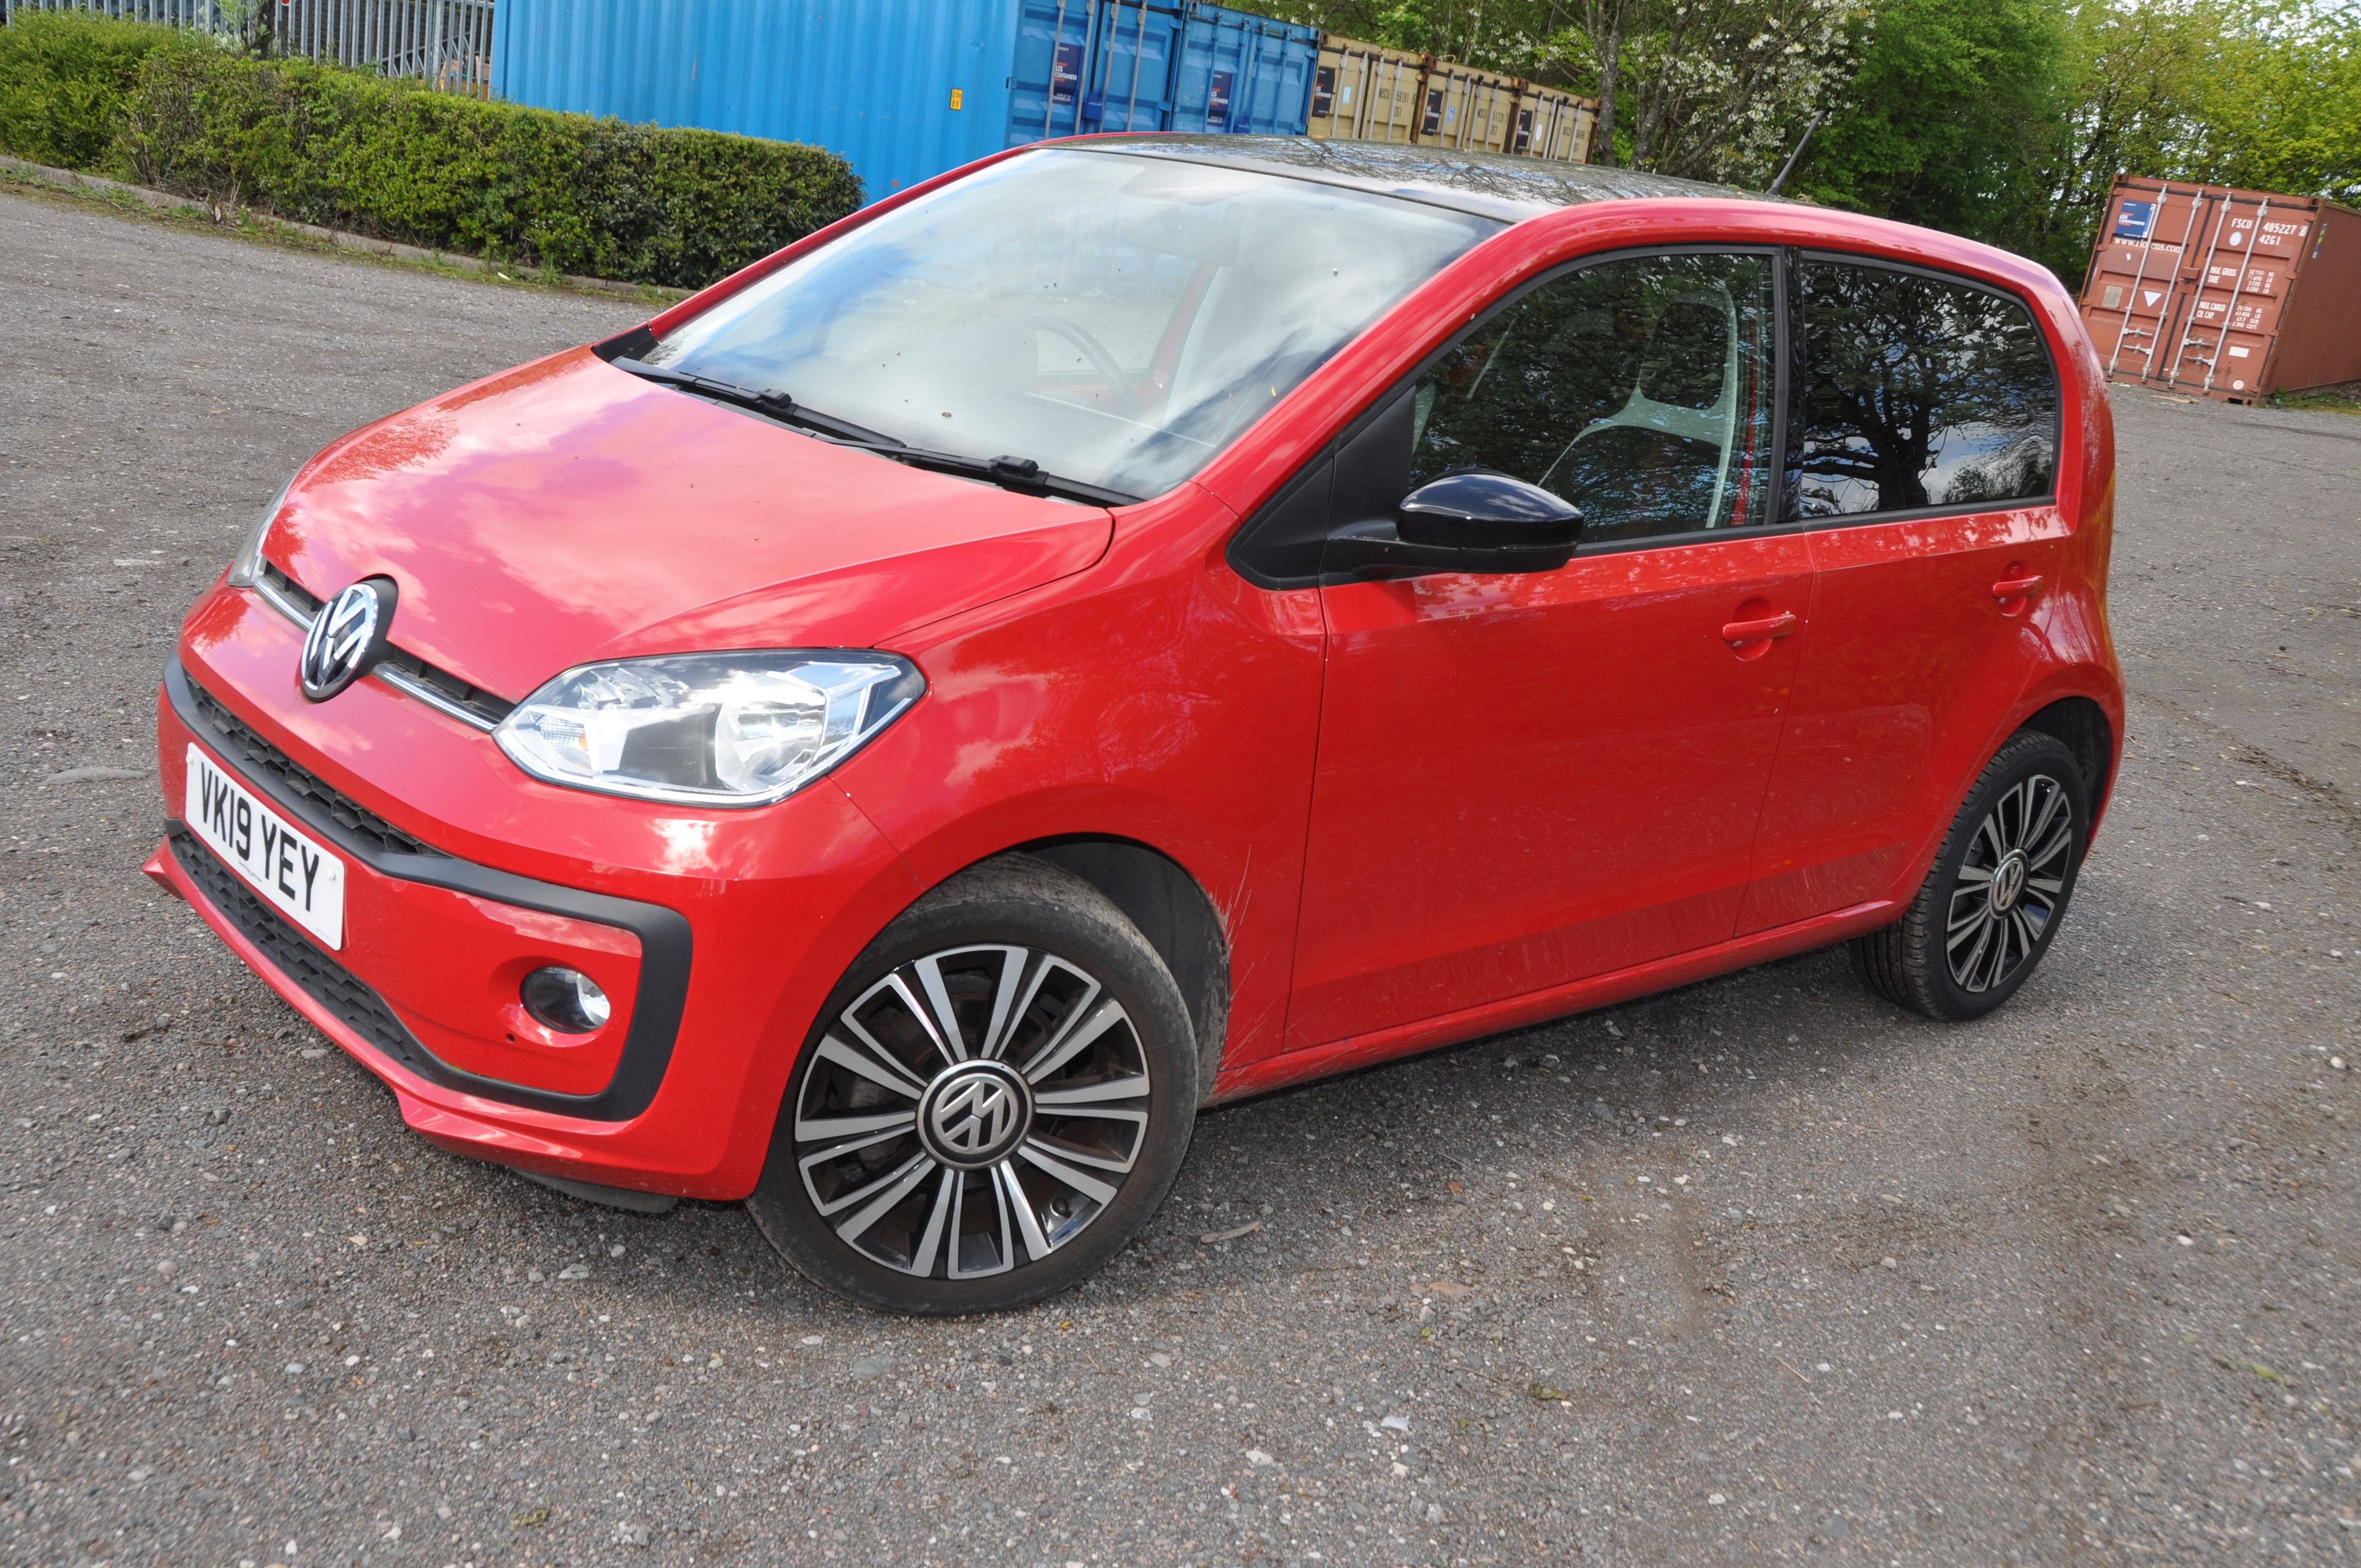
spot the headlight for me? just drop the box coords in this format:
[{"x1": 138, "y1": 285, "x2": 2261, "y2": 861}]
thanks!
[
  {"x1": 226, "y1": 477, "x2": 295, "y2": 588},
  {"x1": 494, "y1": 651, "x2": 923, "y2": 807}
]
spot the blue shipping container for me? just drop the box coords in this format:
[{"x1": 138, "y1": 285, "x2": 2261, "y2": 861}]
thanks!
[{"x1": 492, "y1": 0, "x2": 1320, "y2": 203}]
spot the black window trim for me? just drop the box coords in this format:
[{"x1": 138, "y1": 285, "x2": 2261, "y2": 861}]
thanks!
[
  {"x1": 1228, "y1": 241, "x2": 1794, "y2": 587},
  {"x1": 1227, "y1": 239, "x2": 2070, "y2": 584},
  {"x1": 1780, "y1": 245, "x2": 2066, "y2": 531}
]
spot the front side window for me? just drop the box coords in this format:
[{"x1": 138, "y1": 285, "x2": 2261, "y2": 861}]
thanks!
[
  {"x1": 1408, "y1": 252, "x2": 1778, "y2": 543},
  {"x1": 643, "y1": 149, "x2": 1498, "y2": 499},
  {"x1": 1785, "y1": 261, "x2": 2059, "y2": 519}
]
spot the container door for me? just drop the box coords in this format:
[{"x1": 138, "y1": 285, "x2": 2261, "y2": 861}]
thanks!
[
  {"x1": 1469, "y1": 78, "x2": 1509, "y2": 151},
  {"x1": 1009, "y1": 0, "x2": 1100, "y2": 145},
  {"x1": 2162, "y1": 195, "x2": 2304, "y2": 400},
  {"x1": 1536, "y1": 92, "x2": 1574, "y2": 160},
  {"x1": 1086, "y1": 1, "x2": 1182, "y2": 132},
  {"x1": 1165, "y1": 2, "x2": 1230, "y2": 130},
  {"x1": 1161, "y1": 2, "x2": 1308, "y2": 135},
  {"x1": 1413, "y1": 68, "x2": 1453, "y2": 141},
  {"x1": 1234, "y1": 16, "x2": 1317, "y2": 133},
  {"x1": 1339, "y1": 47, "x2": 1379, "y2": 137},
  {"x1": 1308, "y1": 45, "x2": 1342, "y2": 137},
  {"x1": 1367, "y1": 53, "x2": 1417, "y2": 141},
  {"x1": 2081, "y1": 184, "x2": 2217, "y2": 386}
]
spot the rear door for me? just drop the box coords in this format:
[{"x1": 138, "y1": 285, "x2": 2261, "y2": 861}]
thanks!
[
  {"x1": 1286, "y1": 249, "x2": 1811, "y2": 1049},
  {"x1": 1739, "y1": 255, "x2": 2071, "y2": 932}
]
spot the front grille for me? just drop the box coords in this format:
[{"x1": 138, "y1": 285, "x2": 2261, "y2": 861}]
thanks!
[
  {"x1": 373, "y1": 643, "x2": 516, "y2": 727},
  {"x1": 172, "y1": 831, "x2": 429, "y2": 1070},
  {"x1": 183, "y1": 675, "x2": 448, "y2": 858},
  {"x1": 264, "y1": 562, "x2": 324, "y2": 617},
  {"x1": 263, "y1": 563, "x2": 515, "y2": 726}
]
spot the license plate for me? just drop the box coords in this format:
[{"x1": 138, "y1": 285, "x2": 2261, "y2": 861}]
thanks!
[{"x1": 184, "y1": 743, "x2": 347, "y2": 949}]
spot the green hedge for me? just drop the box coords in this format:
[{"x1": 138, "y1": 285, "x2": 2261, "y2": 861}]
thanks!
[
  {"x1": 2, "y1": 15, "x2": 864, "y2": 289},
  {"x1": 0, "y1": 10, "x2": 200, "y2": 170}
]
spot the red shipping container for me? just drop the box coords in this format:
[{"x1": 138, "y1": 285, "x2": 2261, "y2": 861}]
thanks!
[{"x1": 2077, "y1": 175, "x2": 2361, "y2": 402}]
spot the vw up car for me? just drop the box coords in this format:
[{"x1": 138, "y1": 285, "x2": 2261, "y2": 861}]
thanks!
[{"x1": 151, "y1": 137, "x2": 2123, "y2": 1313}]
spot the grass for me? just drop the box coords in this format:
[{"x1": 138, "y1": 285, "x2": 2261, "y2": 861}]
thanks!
[{"x1": 2269, "y1": 379, "x2": 2361, "y2": 416}]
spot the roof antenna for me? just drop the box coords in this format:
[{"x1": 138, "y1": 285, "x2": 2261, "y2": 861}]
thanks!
[{"x1": 1766, "y1": 109, "x2": 1827, "y2": 196}]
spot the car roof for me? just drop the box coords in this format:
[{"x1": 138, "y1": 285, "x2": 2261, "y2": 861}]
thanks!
[{"x1": 1064, "y1": 134, "x2": 1776, "y2": 222}]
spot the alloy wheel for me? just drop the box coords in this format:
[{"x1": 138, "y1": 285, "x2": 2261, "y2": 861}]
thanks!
[
  {"x1": 789, "y1": 944, "x2": 1153, "y2": 1280},
  {"x1": 1945, "y1": 771, "x2": 2074, "y2": 993}
]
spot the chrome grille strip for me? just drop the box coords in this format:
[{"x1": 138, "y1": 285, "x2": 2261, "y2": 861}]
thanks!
[{"x1": 252, "y1": 565, "x2": 507, "y2": 732}]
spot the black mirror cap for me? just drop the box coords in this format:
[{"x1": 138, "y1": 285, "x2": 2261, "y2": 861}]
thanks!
[{"x1": 1397, "y1": 470, "x2": 1584, "y2": 549}]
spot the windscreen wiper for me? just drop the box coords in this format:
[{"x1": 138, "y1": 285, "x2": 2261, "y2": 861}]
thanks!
[
  {"x1": 610, "y1": 357, "x2": 886, "y2": 443},
  {"x1": 803, "y1": 440, "x2": 1138, "y2": 507},
  {"x1": 612, "y1": 356, "x2": 1135, "y2": 506}
]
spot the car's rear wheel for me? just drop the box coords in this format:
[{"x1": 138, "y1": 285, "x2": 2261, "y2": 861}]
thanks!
[
  {"x1": 1851, "y1": 730, "x2": 2087, "y2": 1021},
  {"x1": 749, "y1": 854, "x2": 1198, "y2": 1314}
]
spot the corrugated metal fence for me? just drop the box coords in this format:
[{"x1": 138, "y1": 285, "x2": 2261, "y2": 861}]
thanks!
[
  {"x1": 2, "y1": 0, "x2": 494, "y2": 97},
  {"x1": 276, "y1": 0, "x2": 495, "y2": 94}
]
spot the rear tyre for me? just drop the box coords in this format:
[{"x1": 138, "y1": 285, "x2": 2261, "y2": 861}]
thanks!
[
  {"x1": 1851, "y1": 731, "x2": 2087, "y2": 1022},
  {"x1": 748, "y1": 854, "x2": 1198, "y2": 1314}
]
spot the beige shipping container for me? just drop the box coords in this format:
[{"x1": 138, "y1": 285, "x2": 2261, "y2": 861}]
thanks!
[
  {"x1": 1511, "y1": 84, "x2": 1598, "y2": 162},
  {"x1": 1410, "y1": 61, "x2": 1519, "y2": 151},
  {"x1": 1307, "y1": 37, "x2": 1427, "y2": 143},
  {"x1": 1308, "y1": 34, "x2": 1600, "y2": 162}
]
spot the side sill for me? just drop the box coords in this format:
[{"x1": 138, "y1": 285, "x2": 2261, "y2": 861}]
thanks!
[{"x1": 1209, "y1": 898, "x2": 1898, "y2": 1104}]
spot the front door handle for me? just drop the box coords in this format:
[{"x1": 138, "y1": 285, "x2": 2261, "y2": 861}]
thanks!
[
  {"x1": 1721, "y1": 611, "x2": 1799, "y2": 646},
  {"x1": 1992, "y1": 573, "x2": 2045, "y2": 603}
]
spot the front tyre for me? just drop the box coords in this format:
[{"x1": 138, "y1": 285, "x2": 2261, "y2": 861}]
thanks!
[
  {"x1": 749, "y1": 855, "x2": 1198, "y2": 1314},
  {"x1": 1851, "y1": 731, "x2": 2088, "y2": 1021}
]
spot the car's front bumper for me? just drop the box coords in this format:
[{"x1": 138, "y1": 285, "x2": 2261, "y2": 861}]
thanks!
[{"x1": 151, "y1": 581, "x2": 922, "y2": 1200}]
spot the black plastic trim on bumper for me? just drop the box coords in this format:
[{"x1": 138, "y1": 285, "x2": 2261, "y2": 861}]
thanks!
[{"x1": 165, "y1": 658, "x2": 693, "y2": 1122}]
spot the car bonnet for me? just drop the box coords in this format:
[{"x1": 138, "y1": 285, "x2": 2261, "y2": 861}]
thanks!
[{"x1": 260, "y1": 348, "x2": 1116, "y2": 705}]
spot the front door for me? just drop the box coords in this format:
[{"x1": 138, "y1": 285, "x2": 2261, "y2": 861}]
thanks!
[
  {"x1": 1286, "y1": 250, "x2": 1810, "y2": 1050},
  {"x1": 1740, "y1": 255, "x2": 2072, "y2": 933}
]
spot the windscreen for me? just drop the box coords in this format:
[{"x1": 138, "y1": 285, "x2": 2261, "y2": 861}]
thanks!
[{"x1": 644, "y1": 149, "x2": 1502, "y2": 499}]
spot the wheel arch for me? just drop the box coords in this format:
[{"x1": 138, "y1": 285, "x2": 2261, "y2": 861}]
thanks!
[
  {"x1": 1015, "y1": 835, "x2": 1232, "y2": 1098},
  {"x1": 2017, "y1": 695, "x2": 2115, "y2": 835}
]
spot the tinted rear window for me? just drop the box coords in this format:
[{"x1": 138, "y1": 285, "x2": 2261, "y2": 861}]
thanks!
[{"x1": 1784, "y1": 261, "x2": 2060, "y2": 519}]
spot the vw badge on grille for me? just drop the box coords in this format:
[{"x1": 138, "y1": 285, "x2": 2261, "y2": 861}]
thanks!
[{"x1": 298, "y1": 579, "x2": 396, "y2": 702}]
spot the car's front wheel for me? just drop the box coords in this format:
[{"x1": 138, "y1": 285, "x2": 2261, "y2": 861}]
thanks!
[
  {"x1": 748, "y1": 855, "x2": 1198, "y2": 1314},
  {"x1": 1851, "y1": 729, "x2": 2088, "y2": 1021}
]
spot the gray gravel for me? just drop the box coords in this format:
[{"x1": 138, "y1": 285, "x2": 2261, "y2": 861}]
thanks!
[{"x1": 4, "y1": 185, "x2": 2359, "y2": 1567}]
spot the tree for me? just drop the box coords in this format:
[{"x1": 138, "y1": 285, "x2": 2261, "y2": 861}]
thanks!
[
  {"x1": 1265, "y1": 0, "x2": 1869, "y2": 181},
  {"x1": 1266, "y1": 0, "x2": 2360, "y2": 281},
  {"x1": 1784, "y1": 0, "x2": 2071, "y2": 268},
  {"x1": 2037, "y1": 0, "x2": 2360, "y2": 279}
]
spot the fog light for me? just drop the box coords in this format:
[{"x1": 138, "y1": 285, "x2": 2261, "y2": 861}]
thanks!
[{"x1": 521, "y1": 967, "x2": 610, "y2": 1034}]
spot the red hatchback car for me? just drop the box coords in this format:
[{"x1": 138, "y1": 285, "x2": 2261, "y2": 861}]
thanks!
[{"x1": 151, "y1": 137, "x2": 2122, "y2": 1313}]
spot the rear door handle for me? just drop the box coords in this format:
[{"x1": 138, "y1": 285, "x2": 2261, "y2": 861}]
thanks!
[
  {"x1": 1992, "y1": 573, "x2": 2045, "y2": 601},
  {"x1": 1721, "y1": 611, "x2": 1799, "y2": 645}
]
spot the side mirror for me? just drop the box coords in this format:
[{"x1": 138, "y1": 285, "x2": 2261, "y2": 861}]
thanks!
[
  {"x1": 1398, "y1": 470, "x2": 1585, "y2": 548},
  {"x1": 1322, "y1": 470, "x2": 1583, "y2": 580}
]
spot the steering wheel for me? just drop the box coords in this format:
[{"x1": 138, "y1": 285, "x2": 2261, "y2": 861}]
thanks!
[{"x1": 1025, "y1": 314, "x2": 1141, "y2": 420}]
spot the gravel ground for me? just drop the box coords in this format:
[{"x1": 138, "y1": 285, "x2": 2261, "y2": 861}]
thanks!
[{"x1": 3, "y1": 186, "x2": 2358, "y2": 1568}]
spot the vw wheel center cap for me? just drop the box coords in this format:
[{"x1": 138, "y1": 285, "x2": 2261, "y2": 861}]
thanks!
[
  {"x1": 299, "y1": 579, "x2": 396, "y2": 701},
  {"x1": 1988, "y1": 851, "x2": 2030, "y2": 916},
  {"x1": 918, "y1": 1060, "x2": 1033, "y2": 1169}
]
